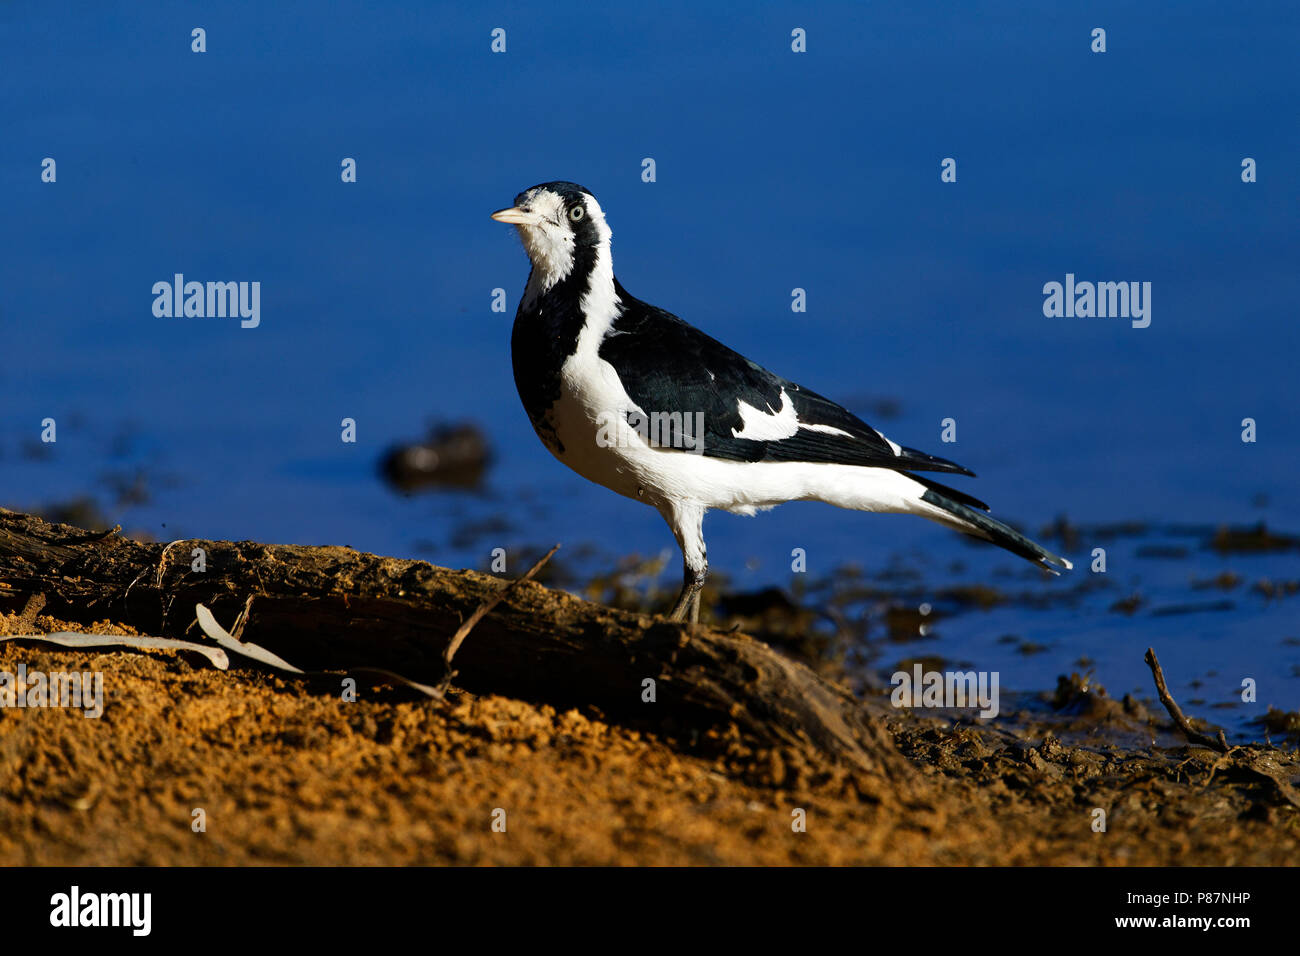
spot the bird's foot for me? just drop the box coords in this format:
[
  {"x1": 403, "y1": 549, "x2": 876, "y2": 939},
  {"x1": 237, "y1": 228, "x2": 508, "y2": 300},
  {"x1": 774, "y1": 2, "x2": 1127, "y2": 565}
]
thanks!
[
  {"x1": 667, "y1": 560, "x2": 706, "y2": 624},
  {"x1": 667, "y1": 586, "x2": 702, "y2": 624}
]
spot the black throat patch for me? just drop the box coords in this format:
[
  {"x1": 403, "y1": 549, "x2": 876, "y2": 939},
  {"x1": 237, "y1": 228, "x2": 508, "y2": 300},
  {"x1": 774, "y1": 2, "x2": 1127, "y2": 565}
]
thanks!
[{"x1": 510, "y1": 244, "x2": 602, "y2": 454}]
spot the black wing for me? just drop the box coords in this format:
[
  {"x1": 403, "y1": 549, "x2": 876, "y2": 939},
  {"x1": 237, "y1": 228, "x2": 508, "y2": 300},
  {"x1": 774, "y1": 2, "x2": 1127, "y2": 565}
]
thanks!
[{"x1": 598, "y1": 284, "x2": 974, "y2": 478}]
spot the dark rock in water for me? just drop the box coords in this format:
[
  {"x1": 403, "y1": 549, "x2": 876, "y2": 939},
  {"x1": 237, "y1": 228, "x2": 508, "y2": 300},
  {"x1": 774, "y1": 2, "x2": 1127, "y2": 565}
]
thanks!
[
  {"x1": 1051, "y1": 672, "x2": 1151, "y2": 726},
  {"x1": 37, "y1": 496, "x2": 110, "y2": 530},
  {"x1": 1253, "y1": 706, "x2": 1300, "y2": 741},
  {"x1": 380, "y1": 424, "x2": 490, "y2": 492},
  {"x1": 716, "y1": 586, "x2": 799, "y2": 618},
  {"x1": 1192, "y1": 571, "x2": 1241, "y2": 591},
  {"x1": 1253, "y1": 578, "x2": 1300, "y2": 599},
  {"x1": 1210, "y1": 522, "x2": 1300, "y2": 553},
  {"x1": 1109, "y1": 593, "x2": 1144, "y2": 615}
]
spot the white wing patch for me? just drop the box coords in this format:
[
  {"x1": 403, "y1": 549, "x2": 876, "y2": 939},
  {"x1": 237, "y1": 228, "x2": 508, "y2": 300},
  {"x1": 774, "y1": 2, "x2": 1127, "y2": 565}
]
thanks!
[
  {"x1": 731, "y1": 390, "x2": 855, "y2": 441},
  {"x1": 732, "y1": 395, "x2": 798, "y2": 440}
]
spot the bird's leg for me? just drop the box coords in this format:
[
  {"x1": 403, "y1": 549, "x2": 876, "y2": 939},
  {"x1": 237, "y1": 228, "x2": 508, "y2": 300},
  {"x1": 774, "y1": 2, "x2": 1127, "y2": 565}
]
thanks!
[
  {"x1": 667, "y1": 559, "x2": 707, "y2": 623},
  {"x1": 659, "y1": 501, "x2": 708, "y2": 623}
]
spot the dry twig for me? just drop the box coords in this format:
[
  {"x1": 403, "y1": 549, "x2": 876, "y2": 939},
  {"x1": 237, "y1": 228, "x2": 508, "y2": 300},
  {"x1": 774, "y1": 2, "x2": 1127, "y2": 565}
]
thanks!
[
  {"x1": 440, "y1": 544, "x2": 559, "y2": 690},
  {"x1": 1144, "y1": 647, "x2": 1229, "y2": 753}
]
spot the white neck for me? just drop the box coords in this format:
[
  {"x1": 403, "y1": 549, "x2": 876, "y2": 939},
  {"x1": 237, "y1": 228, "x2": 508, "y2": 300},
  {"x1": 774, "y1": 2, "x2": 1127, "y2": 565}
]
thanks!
[{"x1": 578, "y1": 233, "x2": 619, "y2": 336}]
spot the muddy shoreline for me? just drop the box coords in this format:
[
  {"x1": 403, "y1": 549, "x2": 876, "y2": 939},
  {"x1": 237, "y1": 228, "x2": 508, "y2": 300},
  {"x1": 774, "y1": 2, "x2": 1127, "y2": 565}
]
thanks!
[{"x1": 0, "y1": 509, "x2": 1296, "y2": 865}]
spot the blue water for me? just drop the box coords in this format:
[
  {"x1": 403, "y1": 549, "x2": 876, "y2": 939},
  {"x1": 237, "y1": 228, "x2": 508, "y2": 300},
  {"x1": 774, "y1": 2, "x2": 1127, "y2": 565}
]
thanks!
[{"x1": 2, "y1": 2, "x2": 1297, "y2": 735}]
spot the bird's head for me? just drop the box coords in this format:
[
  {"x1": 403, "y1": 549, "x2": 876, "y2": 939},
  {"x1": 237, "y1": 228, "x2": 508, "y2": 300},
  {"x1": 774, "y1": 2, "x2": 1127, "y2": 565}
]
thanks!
[{"x1": 492, "y1": 182, "x2": 611, "y2": 291}]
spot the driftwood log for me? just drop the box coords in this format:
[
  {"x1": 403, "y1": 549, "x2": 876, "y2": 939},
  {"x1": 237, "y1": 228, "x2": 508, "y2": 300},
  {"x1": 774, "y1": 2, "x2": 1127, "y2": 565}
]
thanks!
[{"x1": 0, "y1": 508, "x2": 904, "y2": 776}]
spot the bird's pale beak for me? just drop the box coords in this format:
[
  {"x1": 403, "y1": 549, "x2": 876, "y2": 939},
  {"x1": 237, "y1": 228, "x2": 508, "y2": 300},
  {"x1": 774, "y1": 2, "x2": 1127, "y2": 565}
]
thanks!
[{"x1": 491, "y1": 206, "x2": 545, "y2": 226}]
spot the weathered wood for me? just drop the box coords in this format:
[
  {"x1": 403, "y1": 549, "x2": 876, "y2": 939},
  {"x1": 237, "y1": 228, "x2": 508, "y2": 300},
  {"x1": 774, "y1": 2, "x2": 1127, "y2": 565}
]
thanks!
[{"x1": 0, "y1": 508, "x2": 905, "y2": 775}]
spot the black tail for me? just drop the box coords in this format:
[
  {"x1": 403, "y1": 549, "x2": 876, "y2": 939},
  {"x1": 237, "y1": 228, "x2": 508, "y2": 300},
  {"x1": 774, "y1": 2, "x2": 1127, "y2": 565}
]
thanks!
[{"x1": 919, "y1": 487, "x2": 1072, "y2": 575}]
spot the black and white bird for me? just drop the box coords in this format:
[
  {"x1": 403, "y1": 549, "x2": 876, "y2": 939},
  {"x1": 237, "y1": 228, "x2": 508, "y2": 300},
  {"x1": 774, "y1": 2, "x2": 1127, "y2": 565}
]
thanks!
[{"x1": 492, "y1": 182, "x2": 1071, "y2": 623}]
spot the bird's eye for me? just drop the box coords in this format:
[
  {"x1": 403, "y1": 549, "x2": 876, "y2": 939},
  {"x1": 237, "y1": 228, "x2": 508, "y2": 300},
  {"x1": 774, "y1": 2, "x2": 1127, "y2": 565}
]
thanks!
[{"x1": 569, "y1": 206, "x2": 585, "y2": 222}]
